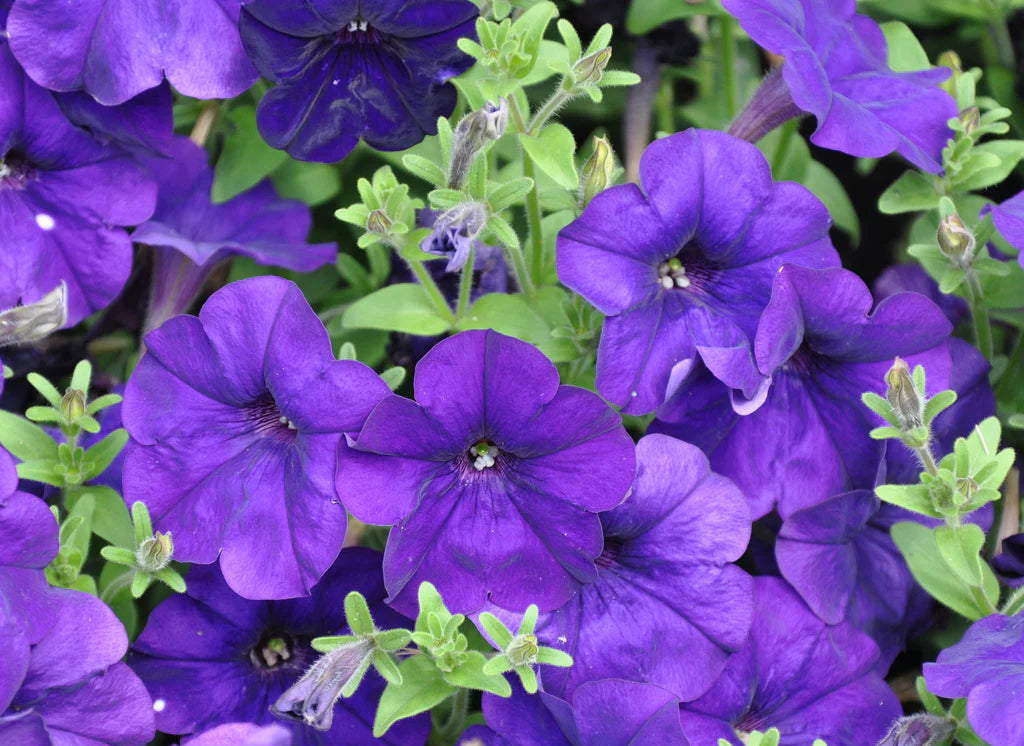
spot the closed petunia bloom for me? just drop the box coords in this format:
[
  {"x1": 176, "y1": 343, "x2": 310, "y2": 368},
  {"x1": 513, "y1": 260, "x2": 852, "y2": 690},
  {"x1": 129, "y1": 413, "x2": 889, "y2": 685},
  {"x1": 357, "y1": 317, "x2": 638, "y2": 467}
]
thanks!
[
  {"x1": 239, "y1": 0, "x2": 478, "y2": 163},
  {"x1": 336, "y1": 329, "x2": 637, "y2": 617},
  {"x1": 122, "y1": 276, "x2": 391, "y2": 600},
  {"x1": 924, "y1": 613, "x2": 1024, "y2": 746},
  {"x1": 6, "y1": 0, "x2": 258, "y2": 105},
  {"x1": 557, "y1": 129, "x2": 838, "y2": 415},
  {"x1": 723, "y1": 0, "x2": 956, "y2": 172}
]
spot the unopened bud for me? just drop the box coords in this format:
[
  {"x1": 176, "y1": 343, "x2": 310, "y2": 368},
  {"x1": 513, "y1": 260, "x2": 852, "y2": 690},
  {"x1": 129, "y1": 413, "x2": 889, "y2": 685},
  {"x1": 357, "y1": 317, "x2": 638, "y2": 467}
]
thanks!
[
  {"x1": 271, "y1": 640, "x2": 374, "y2": 731},
  {"x1": 448, "y1": 99, "x2": 508, "y2": 189},
  {"x1": 0, "y1": 282, "x2": 68, "y2": 347},
  {"x1": 60, "y1": 388, "x2": 86, "y2": 423},
  {"x1": 580, "y1": 136, "x2": 615, "y2": 208},
  {"x1": 937, "y1": 214, "x2": 975, "y2": 267},
  {"x1": 136, "y1": 531, "x2": 173, "y2": 573},
  {"x1": 366, "y1": 209, "x2": 392, "y2": 235},
  {"x1": 572, "y1": 47, "x2": 612, "y2": 88},
  {"x1": 958, "y1": 105, "x2": 980, "y2": 135},
  {"x1": 885, "y1": 357, "x2": 924, "y2": 432},
  {"x1": 937, "y1": 51, "x2": 962, "y2": 97},
  {"x1": 506, "y1": 634, "x2": 539, "y2": 667},
  {"x1": 876, "y1": 714, "x2": 955, "y2": 746}
]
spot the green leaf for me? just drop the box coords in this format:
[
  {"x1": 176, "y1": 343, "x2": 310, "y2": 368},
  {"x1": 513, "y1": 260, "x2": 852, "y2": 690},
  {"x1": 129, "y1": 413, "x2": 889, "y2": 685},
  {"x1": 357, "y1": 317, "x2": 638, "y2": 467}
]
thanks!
[
  {"x1": 27, "y1": 373, "x2": 62, "y2": 408},
  {"x1": 345, "y1": 591, "x2": 375, "y2": 636},
  {"x1": 402, "y1": 154, "x2": 446, "y2": 187},
  {"x1": 375, "y1": 628, "x2": 413, "y2": 652},
  {"x1": 99, "y1": 546, "x2": 136, "y2": 566},
  {"x1": 342, "y1": 284, "x2": 451, "y2": 336},
  {"x1": 154, "y1": 566, "x2": 186, "y2": 593},
  {"x1": 212, "y1": 105, "x2": 289, "y2": 202},
  {"x1": 951, "y1": 140, "x2": 1024, "y2": 193},
  {"x1": 443, "y1": 651, "x2": 513, "y2": 696},
  {"x1": 891, "y1": 522, "x2": 989, "y2": 619},
  {"x1": 381, "y1": 366, "x2": 406, "y2": 391},
  {"x1": 520, "y1": 124, "x2": 578, "y2": 189},
  {"x1": 479, "y1": 612, "x2": 514, "y2": 649},
  {"x1": 875, "y1": 484, "x2": 940, "y2": 517},
  {"x1": 70, "y1": 360, "x2": 91, "y2": 394},
  {"x1": 82, "y1": 428, "x2": 128, "y2": 481},
  {"x1": 415, "y1": 582, "x2": 449, "y2": 635},
  {"x1": 131, "y1": 572, "x2": 152, "y2": 598},
  {"x1": 271, "y1": 159, "x2": 341, "y2": 206},
  {"x1": 15, "y1": 459, "x2": 63, "y2": 486},
  {"x1": 934, "y1": 524, "x2": 986, "y2": 586},
  {"x1": 485, "y1": 215, "x2": 520, "y2": 249},
  {"x1": 535, "y1": 647, "x2": 573, "y2": 666},
  {"x1": 626, "y1": 0, "x2": 721, "y2": 34},
  {"x1": 456, "y1": 293, "x2": 573, "y2": 363},
  {"x1": 77, "y1": 486, "x2": 134, "y2": 548},
  {"x1": 25, "y1": 407, "x2": 62, "y2": 424},
  {"x1": 878, "y1": 171, "x2": 942, "y2": 214},
  {"x1": 131, "y1": 501, "x2": 153, "y2": 544},
  {"x1": 311, "y1": 634, "x2": 360, "y2": 652},
  {"x1": 510, "y1": 1, "x2": 559, "y2": 79},
  {"x1": 804, "y1": 161, "x2": 860, "y2": 243},
  {"x1": 99, "y1": 563, "x2": 137, "y2": 638},
  {"x1": 488, "y1": 177, "x2": 535, "y2": 212},
  {"x1": 373, "y1": 649, "x2": 403, "y2": 685},
  {"x1": 85, "y1": 393, "x2": 122, "y2": 416},
  {"x1": 923, "y1": 390, "x2": 957, "y2": 424},
  {"x1": 880, "y1": 22, "x2": 931, "y2": 72},
  {"x1": 0, "y1": 410, "x2": 58, "y2": 461},
  {"x1": 373, "y1": 655, "x2": 457, "y2": 738}
]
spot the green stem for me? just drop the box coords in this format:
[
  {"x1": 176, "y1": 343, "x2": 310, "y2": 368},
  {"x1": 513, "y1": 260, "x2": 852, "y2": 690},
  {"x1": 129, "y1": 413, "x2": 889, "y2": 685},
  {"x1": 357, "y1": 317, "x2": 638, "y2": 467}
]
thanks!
[
  {"x1": 436, "y1": 688, "x2": 469, "y2": 740},
  {"x1": 409, "y1": 261, "x2": 455, "y2": 326},
  {"x1": 770, "y1": 119, "x2": 798, "y2": 177},
  {"x1": 655, "y1": 74, "x2": 675, "y2": 135},
  {"x1": 456, "y1": 245, "x2": 475, "y2": 321},
  {"x1": 504, "y1": 240, "x2": 535, "y2": 296},
  {"x1": 915, "y1": 444, "x2": 940, "y2": 477},
  {"x1": 989, "y1": 16, "x2": 1016, "y2": 69},
  {"x1": 996, "y1": 329, "x2": 1024, "y2": 393},
  {"x1": 100, "y1": 570, "x2": 136, "y2": 604},
  {"x1": 969, "y1": 584, "x2": 999, "y2": 617},
  {"x1": 720, "y1": 15, "x2": 738, "y2": 120},
  {"x1": 964, "y1": 271, "x2": 994, "y2": 360},
  {"x1": 528, "y1": 89, "x2": 571, "y2": 135},
  {"x1": 507, "y1": 96, "x2": 544, "y2": 291}
]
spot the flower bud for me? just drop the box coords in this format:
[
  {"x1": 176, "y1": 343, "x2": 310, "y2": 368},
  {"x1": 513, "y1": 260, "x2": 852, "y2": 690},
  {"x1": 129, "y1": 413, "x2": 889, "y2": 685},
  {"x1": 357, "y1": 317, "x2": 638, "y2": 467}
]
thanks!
[
  {"x1": 572, "y1": 47, "x2": 612, "y2": 88},
  {"x1": 937, "y1": 51, "x2": 962, "y2": 97},
  {"x1": 579, "y1": 136, "x2": 615, "y2": 208},
  {"x1": 366, "y1": 209, "x2": 392, "y2": 235},
  {"x1": 271, "y1": 640, "x2": 374, "y2": 731},
  {"x1": 958, "y1": 105, "x2": 980, "y2": 136},
  {"x1": 448, "y1": 99, "x2": 508, "y2": 189},
  {"x1": 0, "y1": 281, "x2": 68, "y2": 347},
  {"x1": 136, "y1": 531, "x2": 174, "y2": 573},
  {"x1": 506, "y1": 633, "x2": 539, "y2": 666},
  {"x1": 885, "y1": 357, "x2": 924, "y2": 432},
  {"x1": 876, "y1": 714, "x2": 955, "y2": 746},
  {"x1": 60, "y1": 388, "x2": 86, "y2": 423},
  {"x1": 937, "y1": 214, "x2": 975, "y2": 267}
]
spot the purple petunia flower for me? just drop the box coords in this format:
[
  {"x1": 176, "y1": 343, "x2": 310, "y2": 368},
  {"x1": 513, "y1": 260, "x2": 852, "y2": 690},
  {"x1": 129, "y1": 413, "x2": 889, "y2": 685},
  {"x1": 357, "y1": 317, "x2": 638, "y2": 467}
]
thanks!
[
  {"x1": 679, "y1": 577, "x2": 900, "y2": 745},
  {"x1": 775, "y1": 490, "x2": 921, "y2": 670},
  {"x1": 924, "y1": 613, "x2": 1024, "y2": 746},
  {"x1": 988, "y1": 190, "x2": 1024, "y2": 268},
  {"x1": 129, "y1": 547, "x2": 428, "y2": 746},
  {"x1": 873, "y1": 264, "x2": 969, "y2": 328},
  {"x1": 0, "y1": 447, "x2": 57, "y2": 644},
  {"x1": 1, "y1": 580, "x2": 155, "y2": 744},
  {"x1": 186, "y1": 722, "x2": 293, "y2": 746},
  {"x1": 470, "y1": 679, "x2": 690, "y2": 746},
  {"x1": 557, "y1": 128, "x2": 838, "y2": 415},
  {"x1": 122, "y1": 276, "x2": 390, "y2": 600},
  {"x1": 239, "y1": 0, "x2": 478, "y2": 163},
  {"x1": 133, "y1": 137, "x2": 337, "y2": 333},
  {"x1": 723, "y1": 0, "x2": 956, "y2": 173},
  {"x1": 529, "y1": 434, "x2": 752, "y2": 701},
  {"x1": 993, "y1": 534, "x2": 1024, "y2": 587},
  {"x1": 654, "y1": 265, "x2": 952, "y2": 519},
  {"x1": 0, "y1": 44, "x2": 157, "y2": 327},
  {"x1": 336, "y1": 329, "x2": 636, "y2": 616},
  {"x1": 6, "y1": 0, "x2": 257, "y2": 105}
]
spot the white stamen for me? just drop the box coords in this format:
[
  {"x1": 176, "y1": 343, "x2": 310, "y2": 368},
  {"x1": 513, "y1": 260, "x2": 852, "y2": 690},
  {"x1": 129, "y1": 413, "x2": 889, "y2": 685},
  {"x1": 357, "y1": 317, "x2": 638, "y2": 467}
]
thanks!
[
  {"x1": 675, "y1": 275, "x2": 691, "y2": 288},
  {"x1": 0, "y1": 163, "x2": 10, "y2": 179},
  {"x1": 660, "y1": 276, "x2": 674, "y2": 289},
  {"x1": 36, "y1": 213, "x2": 55, "y2": 231},
  {"x1": 470, "y1": 444, "x2": 497, "y2": 470},
  {"x1": 153, "y1": 699, "x2": 166, "y2": 712},
  {"x1": 359, "y1": 20, "x2": 368, "y2": 31},
  {"x1": 279, "y1": 414, "x2": 298, "y2": 430},
  {"x1": 348, "y1": 20, "x2": 359, "y2": 31}
]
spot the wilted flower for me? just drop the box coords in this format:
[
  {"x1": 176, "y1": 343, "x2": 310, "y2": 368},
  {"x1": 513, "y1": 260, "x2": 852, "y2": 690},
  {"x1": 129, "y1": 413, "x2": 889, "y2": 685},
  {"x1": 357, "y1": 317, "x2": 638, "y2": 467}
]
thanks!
[
  {"x1": 449, "y1": 99, "x2": 508, "y2": 189},
  {"x1": 723, "y1": 0, "x2": 956, "y2": 172},
  {"x1": 0, "y1": 282, "x2": 67, "y2": 347},
  {"x1": 336, "y1": 329, "x2": 636, "y2": 616},
  {"x1": 557, "y1": 129, "x2": 838, "y2": 415},
  {"x1": 122, "y1": 276, "x2": 390, "y2": 599},
  {"x1": 239, "y1": 0, "x2": 478, "y2": 162},
  {"x1": 420, "y1": 202, "x2": 490, "y2": 272}
]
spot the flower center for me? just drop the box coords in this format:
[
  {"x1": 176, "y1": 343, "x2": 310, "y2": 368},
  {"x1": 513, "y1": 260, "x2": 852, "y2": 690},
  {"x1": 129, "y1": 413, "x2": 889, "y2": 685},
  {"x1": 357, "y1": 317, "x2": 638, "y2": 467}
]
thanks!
[
  {"x1": 243, "y1": 391, "x2": 297, "y2": 442},
  {"x1": 250, "y1": 635, "x2": 295, "y2": 670},
  {"x1": 338, "y1": 18, "x2": 381, "y2": 44},
  {"x1": 595, "y1": 535, "x2": 624, "y2": 570},
  {"x1": 0, "y1": 153, "x2": 34, "y2": 191},
  {"x1": 469, "y1": 440, "x2": 498, "y2": 470},
  {"x1": 657, "y1": 258, "x2": 691, "y2": 289}
]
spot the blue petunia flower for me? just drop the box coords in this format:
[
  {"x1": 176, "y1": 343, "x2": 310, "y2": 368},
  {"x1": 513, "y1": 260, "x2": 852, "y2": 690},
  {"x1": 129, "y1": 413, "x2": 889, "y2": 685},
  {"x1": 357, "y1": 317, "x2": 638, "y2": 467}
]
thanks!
[
  {"x1": 988, "y1": 189, "x2": 1024, "y2": 269},
  {"x1": 239, "y1": 0, "x2": 478, "y2": 162}
]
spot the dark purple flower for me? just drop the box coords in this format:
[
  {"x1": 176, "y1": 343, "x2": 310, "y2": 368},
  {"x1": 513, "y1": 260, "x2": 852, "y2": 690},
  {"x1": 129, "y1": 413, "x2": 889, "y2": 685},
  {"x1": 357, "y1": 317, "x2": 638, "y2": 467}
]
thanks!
[
  {"x1": 240, "y1": 0, "x2": 478, "y2": 162},
  {"x1": 1, "y1": 584, "x2": 155, "y2": 744},
  {"x1": 336, "y1": 329, "x2": 636, "y2": 616},
  {"x1": 122, "y1": 276, "x2": 391, "y2": 599},
  {"x1": 679, "y1": 577, "x2": 900, "y2": 745},
  {"x1": 6, "y1": 0, "x2": 257, "y2": 105},
  {"x1": 993, "y1": 534, "x2": 1024, "y2": 587},
  {"x1": 723, "y1": 0, "x2": 956, "y2": 173},
  {"x1": 0, "y1": 45, "x2": 157, "y2": 327},
  {"x1": 133, "y1": 137, "x2": 337, "y2": 333},
  {"x1": 530, "y1": 434, "x2": 752, "y2": 701},
  {"x1": 873, "y1": 264, "x2": 969, "y2": 328},
  {"x1": 557, "y1": 128, "x2": 838, "y2": 415},
  {"x1": 53, "y1": 84, "x2": 175, "y2": 158},
  {"x1": 129, "y1": 548, "x2": 428, "y2": 746},
  {"x1": 775, "y1": 490, "x2": 920, "y2": 670},
  {"x1": 988, "y1": 190, "x2": 1024, "y2": 268},
  {"x1": 474, "y1": 679, "x2": 690, "y2": 746},
  {"x1": 654, "y1": 266, "x2": 952, "y2": 519},
  {"x1": 924, "y1": 613, "x2": 1024, "y2": 746},
  {"x1": 0, "y1": 447, "x2": 58, "y2": 644},
  {"x1": 186, "y1": 722, "x2": 293, "y2": 746}
]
